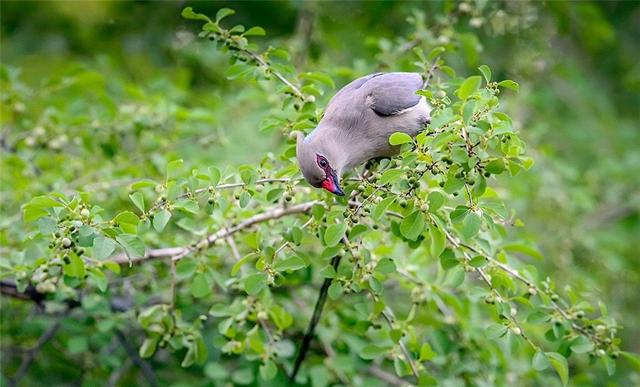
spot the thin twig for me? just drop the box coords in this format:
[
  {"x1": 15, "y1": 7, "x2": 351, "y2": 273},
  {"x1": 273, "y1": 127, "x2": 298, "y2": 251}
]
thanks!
[
  {"x1": 245, "y1": 51, "x2": 305, "y2": 100},
  {"x1": 115, "y1": 330, "x2": 158, "y2": 387},
  {"x1": 422, "y1": 56, "x2": 441, "y2": 89},
  {"x1": 380, "y1": 307, "x2": 420, "y2": 380},
  {"x1": 368, "y1": 364, "x2": 410, "y2": 386}
]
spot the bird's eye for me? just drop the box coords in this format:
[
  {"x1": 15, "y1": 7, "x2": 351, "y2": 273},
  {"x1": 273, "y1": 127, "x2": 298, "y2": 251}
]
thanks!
[{"x1": 318, "y1": 158, "x2": 328, "y2": 168}]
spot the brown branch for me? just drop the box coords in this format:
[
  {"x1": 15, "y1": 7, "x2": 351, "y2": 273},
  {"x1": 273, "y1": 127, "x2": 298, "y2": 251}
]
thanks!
[
  {"x1": 112, "y1": 201, "x2": 319, "y2": 264},
  {"x1": 368, "y1": 364, "x2": 409, "y2": 386}
]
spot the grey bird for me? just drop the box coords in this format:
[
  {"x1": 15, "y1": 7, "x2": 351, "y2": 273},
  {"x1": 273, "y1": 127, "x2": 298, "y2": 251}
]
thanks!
[{"x1": 296, "y1": 72, "x2": 431, "y2": 196}]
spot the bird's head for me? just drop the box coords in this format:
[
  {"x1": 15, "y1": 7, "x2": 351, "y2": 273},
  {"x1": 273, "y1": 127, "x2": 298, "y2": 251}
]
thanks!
[{"x1": 296, "y1": 131, "x2": 345, "y2": 196}]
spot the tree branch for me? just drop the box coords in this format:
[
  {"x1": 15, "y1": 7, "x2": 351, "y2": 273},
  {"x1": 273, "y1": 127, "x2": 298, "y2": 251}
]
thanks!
[
  {"x1": 245, "y1": 50, "x2": 305, "y2": 100},
  {"x1": 289, "y1": 252, "x2": 342, "y2": 383},
  {"x1": 112, "y1": 201, "x2": 319, "y2": 264},
  {"x1": 115, "y1": 330, "x2": 158, "y2": 387}
]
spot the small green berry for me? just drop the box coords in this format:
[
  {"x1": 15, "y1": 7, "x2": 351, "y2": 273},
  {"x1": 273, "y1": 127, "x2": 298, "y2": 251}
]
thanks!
[{"x1": 62, "y1": 238, "x2": 72, "y2": 248}]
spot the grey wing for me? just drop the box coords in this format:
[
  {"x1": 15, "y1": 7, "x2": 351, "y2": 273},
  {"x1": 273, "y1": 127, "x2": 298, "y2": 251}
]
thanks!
[
  {"x1": 362, "y1": 72, "x2": 423, "y2": 116},
  {"x1": 324, "y1": 73, "x2": 383, "y2": 113}
]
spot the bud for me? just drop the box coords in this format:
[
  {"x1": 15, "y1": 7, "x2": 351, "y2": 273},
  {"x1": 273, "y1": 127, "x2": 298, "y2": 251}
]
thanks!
[
  {"x1": 511, "y1": 327, "x2": 522, "y2": 336},
  {"x1": 80, "y1": 208, "x2": 91, "y2": 218}
]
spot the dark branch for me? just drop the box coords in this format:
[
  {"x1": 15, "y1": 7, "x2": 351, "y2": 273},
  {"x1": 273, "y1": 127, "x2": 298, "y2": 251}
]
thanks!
[
  {"x1": 115, "y1": 330, "x2": 158, "y2": 387},
  {"x1": 289, "y1": 252, "x2": 342, "y2": 383}
]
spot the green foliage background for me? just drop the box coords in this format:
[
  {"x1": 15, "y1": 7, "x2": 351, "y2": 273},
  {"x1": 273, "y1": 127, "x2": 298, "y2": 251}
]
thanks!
[{"x1": 1, "y1": 1, "x2": 639, "y2": 386}]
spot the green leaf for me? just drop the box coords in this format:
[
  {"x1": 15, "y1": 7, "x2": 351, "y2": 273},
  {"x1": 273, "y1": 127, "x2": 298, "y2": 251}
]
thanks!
[
  {"x1": 328, "y1": 281, "x2": 343, "y2": 300},
  {"x1": 209, "y1": 167, "x2": 221, "y2": 186},
  {"x1": 468, "y1": 255, "x2": 486, "y2": 268},
  {"x1": 92, "y1": 236, "x2": 116, "y2": 259},
  {"x1": 166, "y1": 159, "x2": 184, "y2": 180},
  {"x1": 259, "y1": 360, "x2": 277, "y2": 380},
  {"x1": 485, "y1": 159, "x2": 505, "y2": 174},
  {"x1": 502, "y1": 243, "x2": 544, "y2": 260},
  {"x1": 299, "y1": 72, "x2": 335, "y2": 88},
  {"x1": 439, "y1": 248, "x2": 459, "y2": 269},
  {"x1": 498, "y1": 79, "x2": 519, "y2": 91},
  {"x1": 527, "y1": 311, "x2": 549, "y2": 324},
  {"x1": 419, "y1": 342, "x2": 436, "y2": 361},
  {"x1": 461, "y1": 211, "x2": 482, "y2": 239},
  {"x1": 621, "y1": 351, "x2": 640, "y2": 370},
  {"x1": 379, "y1": 169, "x2": 403, "y2": 185},
  {"x1": 139, "y1": 336, "x2": 158, "y2": 358},
  {"x1": 266, "y1": 188, "x2": 284, "y2": 202},
  {"x1": 429, "y1": 225, "x2": 446, "y2": 258},
  {"x1": 215, "y1": 8, "x2": 235, "y2": 23},
  {"x1": 244, "y1": 26, "x2": 266, "y2": 36},
  {"x1": 244, "y1": 273, "x2": 267, "y2": 295},
  {"x1": 373, "y1": 197, "x2": 395, "y2": 219},
  {"x1": 400, "y1": 210, "x2": 425, "y2": 241},
  {"x1": 114, "y1": 211, "x2": 139, "y2": 234},
  {"x1": 191, "y1": 272, "x2": 212, "y2": 298},
  {"x1": 546, "y1": 352, "x2": 569, "y2": 386},
  {"x1": 238, "y1": 191, "x2": 251, "y2": 208},
  {"x1": 130, "y1": 180, "x2": 157, "y2": 190},
  {"x1": 570, "y1": 336, "x2": 594, "y2": 354},
  {"x1": 63, "y1": 254, "x2": 85, "y2": 278},
  {"x1": 389, "y1": 132, "x2": 413, "y2": 145},
  {"x1": 67, "y1": 336, "x2": 88, "y2": 354},
  {"x1": 428, "y1": 46, "x2": 445, "y2": 61},
  {"x1": 181, "y1": 7, "x2": 211, "y2": 22},
  {"x1": 205, "y1": 362, "x2": 229, "y2": 379},
  {"x1": 153, "y1": 209, "x2": 171, "y2": 232},
  {"x1": 30, "y1": 195, "x2": 64, "y2": 208},
  {"x1": 478, "y1": 64, "x2": 492, "y2": 83},
  {"x1": 368, "y1": 277, "x2": 383, "y2": 294},
  {"x1": 427, "y1": 191, "x2": 445, "y2": 211},
  {"x1": 532, "y1": 350, "x2": 550, "y2": 371},
  {"x1": 129, "y1": 192, "x2": 145, "y2": 212},
  {"x1": 176, "y1": 258, "x2": 198, "y2": 279},
  {"x1": 23, "y1": 196, "x2": 63, "y2": 222},
  {"x1": 375, "y1": 258, "x2": 396, "y2": 275},
  {"x1": 485, "y1": 323, "x2": 508, "y2": 339},
  {"x1": 324, "y1": 223, "x2": 346, "y2": 247},
  {"x1": 116, "y1": 234, "x2": 145, "y2": 258},
  {"x1": 457, "y1": 75, "x2": 482, "y2": 100},
  {"x1": 231, "y1": 254, "x2": 254, "y2": 276},
  {"x1": 273, "y1": 256, "x2": 307, "y2": 272},
  {"x1": 359, "y1": 344, "x2": 391, "y2": 360},
  {"x1": 23, "y1": 205, "x2": 48, "y2": 222},
  {"x1": 88, "y1": 268, "x2": 107, "y2": 292},
  {"x1": 103, "y1": 261, "x2": 120, "y2": 274}
]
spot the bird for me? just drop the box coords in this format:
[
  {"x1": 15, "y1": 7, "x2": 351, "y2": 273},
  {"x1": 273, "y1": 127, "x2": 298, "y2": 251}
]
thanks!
[{"x1": 296, "y1": 72, "x2": 432, "y2": 196}]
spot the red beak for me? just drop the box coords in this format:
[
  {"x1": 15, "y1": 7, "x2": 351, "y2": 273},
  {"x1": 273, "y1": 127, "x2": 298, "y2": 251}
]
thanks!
[{"x1": 321, "y1": 173, "x2": 344, "y2": 196}]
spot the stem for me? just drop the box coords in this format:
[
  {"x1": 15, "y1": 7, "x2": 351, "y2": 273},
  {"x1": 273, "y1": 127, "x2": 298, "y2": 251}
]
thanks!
[
  {"x1": 289, "y1": 252, "x2": 342, "y2": 382},
  {"x1": 112, "y1": 201, "x2": 319, "y2": 264}
]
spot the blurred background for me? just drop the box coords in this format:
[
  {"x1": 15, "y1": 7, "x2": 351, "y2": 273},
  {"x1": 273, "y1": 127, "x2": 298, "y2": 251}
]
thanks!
[{"x1": 2, "y1": 0, "x2": 639, "y2": 385}]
